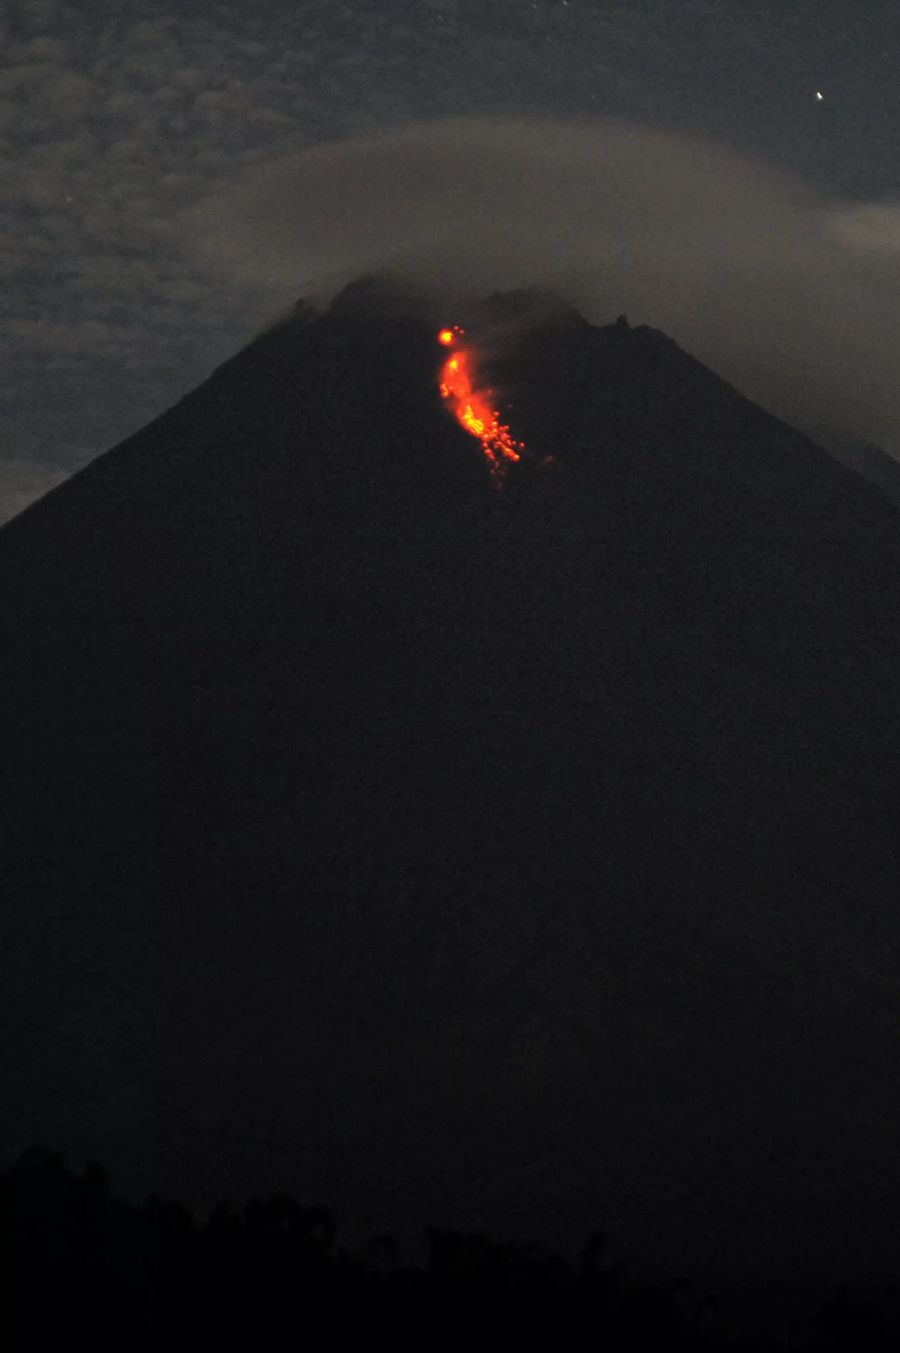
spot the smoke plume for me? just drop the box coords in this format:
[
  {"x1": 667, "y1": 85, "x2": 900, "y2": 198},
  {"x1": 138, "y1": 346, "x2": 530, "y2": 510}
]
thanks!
[{"x1": 188, "y1": 117, "x2": 900, "y2": 456}]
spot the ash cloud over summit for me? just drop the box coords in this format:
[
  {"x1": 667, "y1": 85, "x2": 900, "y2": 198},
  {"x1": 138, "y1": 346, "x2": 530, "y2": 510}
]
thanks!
[{"x1": 189, "y1": 116, "x2": 900, "y2": 458}]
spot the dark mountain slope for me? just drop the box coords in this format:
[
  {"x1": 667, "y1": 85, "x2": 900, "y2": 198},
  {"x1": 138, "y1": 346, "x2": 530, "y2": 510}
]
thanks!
[
  {"x1": 827, "y1": 433, "x2": 900, "y2": 510},
  {"x1": 3, "y1": 282, "x2": 900, "y2": 1280}
]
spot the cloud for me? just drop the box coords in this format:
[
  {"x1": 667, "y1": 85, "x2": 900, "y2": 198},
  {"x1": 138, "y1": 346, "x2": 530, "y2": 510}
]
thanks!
[
  {"x1": 186, "y1": 116, "x2": 900, "y2": 457},
  {"x1": 826, "y1": 202, "x2": 900, "y2": 254},
  {"x1": 0, "y1": 6, "x2": 315, "y2": 516},
  {"x1": 6, "y1": 315, "x2": 135, "y2": 357}
]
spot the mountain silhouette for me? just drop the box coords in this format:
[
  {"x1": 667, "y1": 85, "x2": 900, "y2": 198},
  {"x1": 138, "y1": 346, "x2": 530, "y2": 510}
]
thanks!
[
  {"x1": 4, "y1": 280, "x2": 900, "y2": 1282},
  {"x1": 826, "y1": 432, "x2": 900, "y2": 510}
]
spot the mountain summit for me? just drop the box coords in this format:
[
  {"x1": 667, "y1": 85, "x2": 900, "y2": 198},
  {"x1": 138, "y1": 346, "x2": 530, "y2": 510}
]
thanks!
[{"x1": 4, "y1": 284, "x2": 900, "y2": 1279}]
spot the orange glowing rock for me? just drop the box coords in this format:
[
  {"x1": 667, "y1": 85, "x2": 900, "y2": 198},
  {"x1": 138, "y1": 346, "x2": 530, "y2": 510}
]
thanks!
[{"x1": 437, "y1": 328, "x2": 524, "y2": 487}]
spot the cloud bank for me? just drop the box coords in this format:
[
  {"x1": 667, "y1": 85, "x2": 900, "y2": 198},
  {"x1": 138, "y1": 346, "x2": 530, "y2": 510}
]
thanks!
[{"x1": 187, "y1": 117, "x2": 900, "y2": 457}]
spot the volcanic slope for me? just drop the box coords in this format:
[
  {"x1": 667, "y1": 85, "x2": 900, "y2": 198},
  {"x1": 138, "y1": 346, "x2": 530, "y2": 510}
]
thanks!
[{"x1": 4, "y1": 281, "x2": 900, "y2": 1280}]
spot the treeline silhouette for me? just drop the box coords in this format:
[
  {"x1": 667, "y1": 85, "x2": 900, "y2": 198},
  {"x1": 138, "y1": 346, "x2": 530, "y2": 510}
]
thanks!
[{"x1": 1, "y1": 1146, "x2": 897, "y2": 1350}]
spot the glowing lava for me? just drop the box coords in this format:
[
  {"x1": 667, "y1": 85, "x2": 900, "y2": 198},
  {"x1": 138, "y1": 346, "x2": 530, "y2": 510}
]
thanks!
[{"x1": 438, "y1": 326, "x2": 524, "y2": 486}]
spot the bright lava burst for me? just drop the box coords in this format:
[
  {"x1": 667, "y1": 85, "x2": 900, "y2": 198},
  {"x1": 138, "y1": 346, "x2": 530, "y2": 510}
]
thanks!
[{"x1": 438, "y1": 326, "x2": 524, "y2": 487}]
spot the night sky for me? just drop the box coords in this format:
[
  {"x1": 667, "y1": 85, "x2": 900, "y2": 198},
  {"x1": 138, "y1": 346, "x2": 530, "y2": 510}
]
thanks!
[{"x1": 3, "y1": 0, "x2": 900, "y2": 522}]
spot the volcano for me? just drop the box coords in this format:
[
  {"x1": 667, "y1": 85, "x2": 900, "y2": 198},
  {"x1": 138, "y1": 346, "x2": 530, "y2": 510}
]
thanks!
[{"x1": 4, "y1": 280, "x2": 900, "y2": 1282}]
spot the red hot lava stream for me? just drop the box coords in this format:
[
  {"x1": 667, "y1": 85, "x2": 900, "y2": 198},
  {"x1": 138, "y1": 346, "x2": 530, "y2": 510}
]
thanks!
[{"x1": 438, "y1": 327, "x2": 524, "y2": 487}]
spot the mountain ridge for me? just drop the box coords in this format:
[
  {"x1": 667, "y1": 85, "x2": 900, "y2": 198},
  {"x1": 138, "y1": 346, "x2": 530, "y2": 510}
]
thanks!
[{"x1": 3, "y1": 283, "x2": 900, "y2": 1281}]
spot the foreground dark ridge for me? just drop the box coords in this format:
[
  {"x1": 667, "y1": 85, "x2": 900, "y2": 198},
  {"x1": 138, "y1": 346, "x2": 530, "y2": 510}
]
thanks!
[
  {"x1": 4, "y1": 1146, "x2": 898, "y2": 1351},
  {"x1": 3, "y1": 282, "x2": 900, "y2": 1285}
]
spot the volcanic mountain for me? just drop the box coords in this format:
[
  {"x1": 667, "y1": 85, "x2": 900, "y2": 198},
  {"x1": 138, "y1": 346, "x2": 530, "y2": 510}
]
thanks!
[{"x1": 4, "y1": 281, "x2": 900, "y2": 1281}]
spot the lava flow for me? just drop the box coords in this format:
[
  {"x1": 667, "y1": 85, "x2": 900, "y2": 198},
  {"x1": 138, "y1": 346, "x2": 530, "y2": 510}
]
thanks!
[{"x1": 438, "y1": 326, "x2": 524, "y2": 486}]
